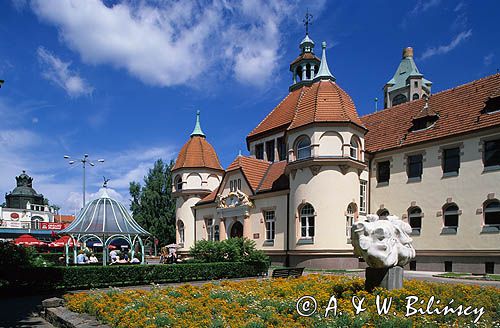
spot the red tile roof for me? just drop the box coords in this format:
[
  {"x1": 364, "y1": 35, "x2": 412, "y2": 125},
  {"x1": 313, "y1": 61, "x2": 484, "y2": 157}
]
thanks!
[
  {"x1": 361, "y1": 73, "x2": 500, "y2": 153},
  {"x1": 289, "y1": 52, "x2": 320, "y2": 68},
  {"x1": 256, "y1": 160, "x2": 288, "y2": 192},
  {"x1": 226, "y1": 156, "x2": 271, "y2": 191},
  {"x1": 173, "y1": 136, "x2": 223, "y2": 171},
  {"x1": 54, "y1": 215, "x2": 75, "y2": 224},
  {"x1": 199, "y1": 189, "x2": 218, "y2": 204},
  {"x1": 247, "y1": 79, "x2": 365, "y2": 143}
]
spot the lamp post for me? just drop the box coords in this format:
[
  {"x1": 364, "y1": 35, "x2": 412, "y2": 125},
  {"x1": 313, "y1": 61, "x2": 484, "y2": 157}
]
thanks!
[{"x1": 64, "y1": 154, "x2": 104, "y2": 207}]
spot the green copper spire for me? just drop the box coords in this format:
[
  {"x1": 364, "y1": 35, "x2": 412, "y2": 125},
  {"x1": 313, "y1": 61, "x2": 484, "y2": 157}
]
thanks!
[
  {"x1": 190, "y1": 110, "x2": 205, "y2": 137},
  {"x1": 314, "y1": 41, "x2": 335, "y2": 81}
]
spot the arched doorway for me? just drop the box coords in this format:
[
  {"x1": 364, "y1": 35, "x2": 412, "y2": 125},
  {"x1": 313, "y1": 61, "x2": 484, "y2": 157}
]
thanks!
[{"x1": 230, "y1": 221, "x2": 243, "y2": 238}]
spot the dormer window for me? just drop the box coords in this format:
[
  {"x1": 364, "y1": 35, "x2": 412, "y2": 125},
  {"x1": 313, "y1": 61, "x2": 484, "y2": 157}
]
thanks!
[
  {"x1": 483, "y1": 96, "x2": 500, "y2": 114},
  {"x1": 410, "y1": 115, "x2": 438, "y2": 131},
  {"x1": 392, "y1": 94, "x2": 407, "y2": 106}
]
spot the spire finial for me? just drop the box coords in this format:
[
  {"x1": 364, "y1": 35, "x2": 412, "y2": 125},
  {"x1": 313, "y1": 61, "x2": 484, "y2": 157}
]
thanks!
[
  {"x1": 303, "y1": 9, "x2": 312, "y2": 35},
  {"x1": 190, "y1": 110, "x2": 206, "y2": 137},
  {"x1": 314, "y1": 41, "x2": 335, "y2": 81}
]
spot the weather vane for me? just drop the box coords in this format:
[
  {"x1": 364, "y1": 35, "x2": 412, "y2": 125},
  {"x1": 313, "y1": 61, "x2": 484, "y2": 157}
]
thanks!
[
  {"x1": 103, "y1": 176, "x2": 110, "y2": 188},
  {"x1": 303, "y1": 9, "x2": 313, "y2": 35}
]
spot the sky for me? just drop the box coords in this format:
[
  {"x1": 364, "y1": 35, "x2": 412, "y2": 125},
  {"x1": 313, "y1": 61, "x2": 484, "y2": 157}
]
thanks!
[{"x1": 1, "y1": 0, "x2": 499, "y2": 214}]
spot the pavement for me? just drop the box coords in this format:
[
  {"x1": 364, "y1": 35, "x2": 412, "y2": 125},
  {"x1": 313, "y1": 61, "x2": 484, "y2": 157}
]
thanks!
[{"x1": 1, "y1": 269, "x2": 498, "y2": 327}]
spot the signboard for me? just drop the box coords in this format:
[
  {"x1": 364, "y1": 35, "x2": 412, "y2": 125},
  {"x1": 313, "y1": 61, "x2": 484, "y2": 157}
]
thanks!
[
  {"x1": 6, "y1": 221, "x2": 22, "y2": 228},
  {"x1": 40, "y1": 222, "x2": 63, "y2": 230}
]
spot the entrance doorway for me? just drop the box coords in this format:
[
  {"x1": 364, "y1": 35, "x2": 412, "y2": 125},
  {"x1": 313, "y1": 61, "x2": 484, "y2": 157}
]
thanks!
[{"x1": 230, "y1": 221, "x2": 243, "y2": 238}]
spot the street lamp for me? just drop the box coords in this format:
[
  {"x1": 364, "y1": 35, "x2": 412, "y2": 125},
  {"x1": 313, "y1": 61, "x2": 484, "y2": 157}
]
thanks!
[{"x1": 64, "y1": 154, "x2": 105, "y2": 207}]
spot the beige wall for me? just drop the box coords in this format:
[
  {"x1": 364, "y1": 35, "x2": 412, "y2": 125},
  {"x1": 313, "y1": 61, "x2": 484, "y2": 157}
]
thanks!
[{"x1": 369, "y1": 129, "x2": 500, "y2": 251}]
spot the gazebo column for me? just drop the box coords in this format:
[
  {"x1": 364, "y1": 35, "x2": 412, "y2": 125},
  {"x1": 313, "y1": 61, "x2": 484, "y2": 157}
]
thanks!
[{"x1": 219, "y1": 218, "x2": 227, "y2": 241}]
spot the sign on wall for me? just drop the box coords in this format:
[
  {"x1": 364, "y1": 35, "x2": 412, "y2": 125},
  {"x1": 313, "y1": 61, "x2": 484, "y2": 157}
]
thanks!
[{"x1": 40, "y1": 222, "x2": 63, "y2": 230}]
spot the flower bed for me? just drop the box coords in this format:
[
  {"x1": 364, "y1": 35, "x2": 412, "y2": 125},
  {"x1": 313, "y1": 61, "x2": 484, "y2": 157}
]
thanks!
[{"x1": 66, "y1": 274, "x2": 500, "y2": 327}]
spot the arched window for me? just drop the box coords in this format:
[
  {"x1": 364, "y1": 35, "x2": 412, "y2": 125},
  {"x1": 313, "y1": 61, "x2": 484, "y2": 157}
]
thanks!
[
  {"x1": 443, "y1": 204, "x2": 459, "y2": 228},
  {"x1": 412, "y1": 93, "x2": 419, "y2": 100},
  {"x1": 392, "y1": 94, "x2": 407, "y2": 106},
  {"x1": 300, "y1": 203, "x2": 315, "y2": 238},
  {"x1": 175, "y1": 175, "x2": 182, "y2": 190},
  {"x1": 377, "y1": 208, "x2": 389, "y2": 219},
  {"x1": 306, "y1": 63, "x2": 311, "y2": 79},
  {"x1": 484, "y1": 200, "x2": 500, "y2": 226},
  {"x1": 346, "y1": 203, "x2": 357, "y2": 239},
  {"x1": 408, "y1": 207, "x2": 422, "y2": 234},
  {"x1": 296, "y1": 66, "x2": 302, "y2": 82},
  {"x1": 296, "y1": 136, "x2": 311, "y2": 160},
  {"x1": 31, "y1": 217, "x2": 41, "y2": 230},
  {"x1": 178, "y1": 220, "x2": 185, "y2": 244},
  {"x1": 350, "y1": 137, "x2": 360, "y2": 159}
]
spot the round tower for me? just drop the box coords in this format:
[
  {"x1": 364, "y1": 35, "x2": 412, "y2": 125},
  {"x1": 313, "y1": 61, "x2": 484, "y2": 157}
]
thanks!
[{"x1": 172, "y1": 111, "x2": 223, "y2": 253}]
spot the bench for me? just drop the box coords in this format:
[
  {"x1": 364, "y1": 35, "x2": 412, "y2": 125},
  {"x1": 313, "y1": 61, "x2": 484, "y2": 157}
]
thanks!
[{"x1": 271, "y1": 267, "x2": 305, "y2": 278}]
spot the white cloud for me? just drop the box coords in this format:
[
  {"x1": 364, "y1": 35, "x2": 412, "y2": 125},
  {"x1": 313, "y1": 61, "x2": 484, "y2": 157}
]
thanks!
[
  {"x1": 411, "y1": 0, "x2": 441, "y2": 15},
  {"x1": 31, "y1": 0, "x2": 312, "y2": 88},
  {"x1": 483, "y1": 53, "x2": 494, "y2": 66},
  {"x1": 420, "y1": 29, "x2": 472, "y2": 60},
  {"x1": 37, "y1": 47, "x2": 93, "y2": 97}
]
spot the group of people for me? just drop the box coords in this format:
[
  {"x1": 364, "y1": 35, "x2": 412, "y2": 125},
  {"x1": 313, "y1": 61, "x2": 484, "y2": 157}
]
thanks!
[
  {"x1": 109, "y1": 249, "x2": 140, "y2": 264},
  {"x1": 76, "y1": 250, "x2": 99, "y2": 264},
  {"x1": 160, "y1": 249, "x2": 178, "y2": 264}
]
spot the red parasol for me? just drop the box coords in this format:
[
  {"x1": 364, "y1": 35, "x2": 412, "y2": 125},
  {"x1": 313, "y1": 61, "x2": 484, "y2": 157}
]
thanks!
[
  {"x1": 48, "y1": 235, "x2": 78, "y2": 248},
  {"x1": 13, "y1": 234, "x2": 46, "y2": 247}
]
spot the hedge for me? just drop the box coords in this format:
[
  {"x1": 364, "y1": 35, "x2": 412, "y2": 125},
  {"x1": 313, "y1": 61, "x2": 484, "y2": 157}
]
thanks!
[{"x1": 0, "y1": 261, "x2": 268, "y2": 294}]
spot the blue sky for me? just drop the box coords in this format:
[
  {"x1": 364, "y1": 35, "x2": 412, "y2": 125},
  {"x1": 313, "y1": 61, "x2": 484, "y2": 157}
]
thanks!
[{"x1": 1, "y1": 0, "x2": 499, "y2": 213}]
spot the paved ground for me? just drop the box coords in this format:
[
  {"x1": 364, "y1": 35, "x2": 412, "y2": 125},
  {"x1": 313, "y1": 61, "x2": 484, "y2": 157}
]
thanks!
[{"x1": 2, "y1": 269, "x2": 498, "y2": 327}]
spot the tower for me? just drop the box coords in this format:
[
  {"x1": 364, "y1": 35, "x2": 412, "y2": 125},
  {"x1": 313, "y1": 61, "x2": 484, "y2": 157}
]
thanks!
[
  {"x1": 384, "y1": 47, "x2": 432, "y2": 108},
  {"x1": 172, "y1": 111, "x2": 223, "y2": 252}
]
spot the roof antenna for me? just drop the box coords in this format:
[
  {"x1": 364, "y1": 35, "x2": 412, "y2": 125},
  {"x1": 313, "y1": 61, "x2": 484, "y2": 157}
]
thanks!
[{"x1": 374, "y1": 97, "x2": 378, "y2": 112}]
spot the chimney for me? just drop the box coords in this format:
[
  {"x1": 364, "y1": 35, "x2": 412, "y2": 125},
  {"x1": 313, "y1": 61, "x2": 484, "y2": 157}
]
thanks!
[{"x1": 403, "y1": 47, "x2": 414, "y2": 58}]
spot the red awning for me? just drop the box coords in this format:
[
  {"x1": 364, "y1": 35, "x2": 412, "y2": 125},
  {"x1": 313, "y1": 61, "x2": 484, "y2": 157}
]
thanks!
[
  {"x1": 48, "y1": 235, "x2": 79, "y2": 248},
  {"x1": 13, "y1": 234, "x2": 46, "y2": 247}
]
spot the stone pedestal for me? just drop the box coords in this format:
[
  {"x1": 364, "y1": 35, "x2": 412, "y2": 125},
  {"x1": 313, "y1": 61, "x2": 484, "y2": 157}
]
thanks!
[{"x1": 365, "y1": 266, "x2": 403, "y2": 292}]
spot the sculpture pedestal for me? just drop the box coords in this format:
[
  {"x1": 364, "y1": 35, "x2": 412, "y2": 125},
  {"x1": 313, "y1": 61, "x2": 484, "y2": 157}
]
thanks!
[{"x1": 365, "y1": 266, "x2": 403, "y2": 292}]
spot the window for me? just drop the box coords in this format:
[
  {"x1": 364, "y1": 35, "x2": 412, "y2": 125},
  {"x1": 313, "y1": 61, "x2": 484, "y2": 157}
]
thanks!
[
  {"x1": 359, "y1": 181, "x2": 367, "y2": 214},
  {"x1": 484, "y1": 139, "x2": 500, "y2": 167},
  {"x1": 296, "y1": 136, "x2": 311, "y2": 160},
  {"x1": 238, "y1": 179, "x2": 241, "y2": 190},
  {"x1": 230, "y1": 181, "x2": 233, "y2": 191},
  {"x1": 485, "y1": 262, "x2": 494, "y2": 274},
  {"x1": 410, "y1": 115, "x2": 439, "y2": 131},
  {"x1": 392, "y1": 94, "x2": 407, "y2": 106},
  {"x1": 412, "y1": 93, "x2": 419, "y2": 100},
  {"x1": 178, "y1": 220, "x2": 185, "y2": 244},
  {"x1": 483, "y1": 96, "x2": 500, "y2": 114},
  {"x1": 408, "y1": 207, "x2": 422, "y2": 234},
  {"x1": 443, "y1": 148, "x2": 460, "y2": 175},
  {"x1": 214, "y1": 225, "x2": 220, "y2": 241},
  {"x1": 350, "y1": 138, "x2": 359, "y2": 159},
  {"x1": 444, "y1": 261, "x2": 453, "y2": 273},
  {"x1": 443, "y1": 204, "x2": 459, "y2": 228},
  {"x1": 255, "y1": 143, "x2": 264, "y2": 160},
  {"x1": 265, "y1": 140, "x2": 275, "y2": 162},
  {"x1": 277, "y1": 137, "x2": 286, "y2": 161},
  {"x1": 175, "y1": 175, "x2": 183, "y2": 190},
  {"x1": 229, "y1": 179, "x2": 242, "y2": 192},
  {"x1": 346, "y1": 203, "x2": 356, "y2": 239},
  {"x1": 407, "y1": 154, "x2": 423, "y2": 179},
  {"x1": 377, "y1": 161, "x2": 390, "y2": 183},
  {"x1": 264, "y1": 211, "x2": 275, "y2": 241},
  {"x1": 206, "y1": 218, "x2": 214, "y2": 241},
  {"x1": 414, "y1": 81, "x2": 418, "y2": 88},
  {"x1": 300, "y1": 204, "x2": 315, "y2": 238},
  {"x1": 31, "y1": 218, "x2": 41, "y2": 230},
  {"x1": 484, "y1": 200, "x2": 500, "y2": 226}
]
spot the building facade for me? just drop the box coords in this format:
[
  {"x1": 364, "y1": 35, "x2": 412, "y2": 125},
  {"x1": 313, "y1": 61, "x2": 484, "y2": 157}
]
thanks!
[{"x1": 173, "y1": 31, "x2": 500, "y2": 273}]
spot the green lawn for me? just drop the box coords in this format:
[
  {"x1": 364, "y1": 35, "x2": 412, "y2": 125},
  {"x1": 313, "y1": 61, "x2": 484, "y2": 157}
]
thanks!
[{"x1": 435, "y1": 272, "x2": 500, "y2": 281}]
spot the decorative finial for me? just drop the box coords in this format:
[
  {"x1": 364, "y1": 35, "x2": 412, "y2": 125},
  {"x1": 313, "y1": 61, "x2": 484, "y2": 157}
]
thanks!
[
  {"x1": 314, "y1": 41, "x2": 335, "y2": 81},
  {"x1": 303, "y1": 9, "x2": 313, "y2": 35},
  {"x1": 374, "y1": 98, "x2": 379, "y2": 112},
  {"x1": 103, "y1": 176, "x2": 110, "y2": 188},
  {"x1": 190, "y1": 110, "x2": 206, "y2": 137},
  {"x1": 238, "y1": 149, "x2": 242, "y2": 157}
]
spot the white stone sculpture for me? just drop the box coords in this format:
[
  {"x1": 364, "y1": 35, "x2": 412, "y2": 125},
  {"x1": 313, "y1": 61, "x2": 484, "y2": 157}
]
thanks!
[{"x1": 351, "y1": 214, "x2": 416, "y2": 268}]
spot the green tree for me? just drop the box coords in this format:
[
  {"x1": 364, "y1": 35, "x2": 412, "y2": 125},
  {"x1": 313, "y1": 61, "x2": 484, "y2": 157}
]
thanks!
[{"x1": 129, "y1": 159, "x2": 176, "y2": 247}]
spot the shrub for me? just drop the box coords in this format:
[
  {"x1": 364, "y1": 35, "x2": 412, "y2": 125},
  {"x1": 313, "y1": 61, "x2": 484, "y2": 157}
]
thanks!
[
  {"x1": 189, "y1": 238, "x2": 269, "y2": 265},
  {"x1": 0, "y1": 241, "x2": 48, "y2": 267},
  {"x1": 0, "y1": 261, "x2": 267, "y2": 294}
]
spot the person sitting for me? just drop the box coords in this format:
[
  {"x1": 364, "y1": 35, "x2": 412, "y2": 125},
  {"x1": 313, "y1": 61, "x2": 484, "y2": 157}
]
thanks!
[
  {"x1": 89, "y1": 253, "x2": 98, "y2": 263},
  {"x1": 130, "y1": 257, "x2": 140, "y2": 264},
  {"x1": 117, "y1": 254, "x2": 129, "y2": 264},
  {"x1": 76, "y1": 251, "x2": 87, "y2": 264},
  {"x1": 109, "y1": 250, "x2": 118, "y2": 263}
]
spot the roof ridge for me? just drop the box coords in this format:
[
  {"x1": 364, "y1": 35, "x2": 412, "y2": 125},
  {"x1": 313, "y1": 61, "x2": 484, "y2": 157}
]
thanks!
[
  {"x1": 335, "y1": 82, "x2": 348, "y2": 121},
  {"x1": 313, "y1": 80, "x2": 321, "y2": 122},
  {"x1": 363, "y1": 73, "x2": 500, "y2": 119},
  {"x1": 255, "y1": 161, "x2": 275, "y2": 192},
  {"x1": 289, "y1": 85, "x2": 310, "y2": 129}
]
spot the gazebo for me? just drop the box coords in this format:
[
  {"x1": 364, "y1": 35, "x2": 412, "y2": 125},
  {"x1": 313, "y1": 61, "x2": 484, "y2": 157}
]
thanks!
[{"x1": 61, "y1": 189, "x2": 150, "y2": 265}]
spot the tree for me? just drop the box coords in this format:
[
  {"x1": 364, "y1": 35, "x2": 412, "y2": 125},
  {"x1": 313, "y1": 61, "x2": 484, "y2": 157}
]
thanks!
[{"x1": 129, "y1": 159, "x2": 176, "y2": 247}]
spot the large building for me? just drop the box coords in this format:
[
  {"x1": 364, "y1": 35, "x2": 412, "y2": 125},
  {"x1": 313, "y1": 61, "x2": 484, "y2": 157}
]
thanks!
[{"x1": 173, "y1": 31, "x2": 500, "y2": 274}]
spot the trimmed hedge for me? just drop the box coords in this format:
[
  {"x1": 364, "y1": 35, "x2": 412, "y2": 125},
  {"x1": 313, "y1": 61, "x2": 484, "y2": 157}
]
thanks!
[{"x1": 0, "y1": 261, "x2": 268, "y2": 294}]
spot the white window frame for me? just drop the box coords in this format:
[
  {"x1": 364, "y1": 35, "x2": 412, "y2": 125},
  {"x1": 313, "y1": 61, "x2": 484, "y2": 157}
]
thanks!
[
  {"x1": 264, "y1": 211, "x2": 275, "y2": 241},
  {"x1": 346, "y1": 204, "x2": 355, "y2": 239},
  {"x1": 296, "y1": 136, "x2": 311, "y2": 160},
  {"x1": 359, "y1": 180, "x2": 367, "y2": 214},
  {"x1": 178, "y1": 220, "x2": 185, "y2": 244},
  {"x1": 300, "y1": 204, "x2": 315, "y2": 239},
  {"x1": 206, "y1": 218, "x2": 214, "y2": 241}
]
